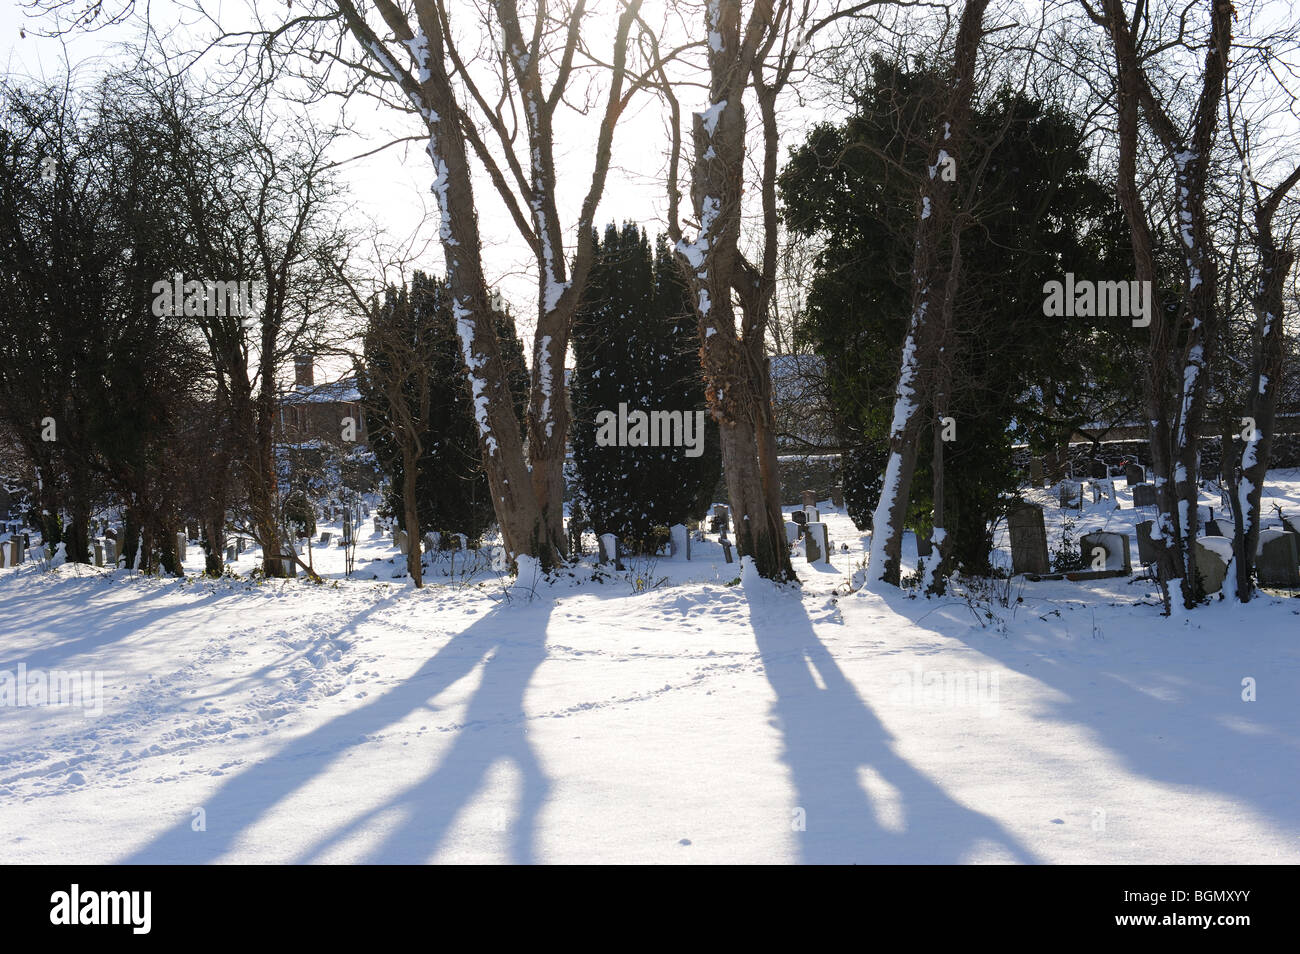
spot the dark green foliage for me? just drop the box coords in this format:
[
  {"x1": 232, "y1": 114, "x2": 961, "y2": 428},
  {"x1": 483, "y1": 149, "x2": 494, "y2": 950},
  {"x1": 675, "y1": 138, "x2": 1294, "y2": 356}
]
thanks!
[
  {"x1": 283, "y1": 490, "x2": 317, "y2": 539},
  {"x1": 571, "y1": 224, "x2": 722, "y2": 551},
  {"x1": 357, "y1": 271, "x2": 527, "y2": 546},
  {"x1": 780, "y1": 56, "x2": 1139, "y2": 572}
]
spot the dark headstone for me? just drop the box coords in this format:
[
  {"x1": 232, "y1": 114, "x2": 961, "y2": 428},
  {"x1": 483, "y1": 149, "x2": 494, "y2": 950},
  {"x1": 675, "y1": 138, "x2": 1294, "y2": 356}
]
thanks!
[
  {"x1": 1136, "y1": 521, "x2": 1159, "y2": 566},
  {"x1": 1193, "y1": 537, "x2": 1232, "y2": 595},
  {"x1": 1124, "y1": 463, "x2": 1144, "y2": 487},
  {"x1": 1029, "y1": 457, "x2": 1044, "y2": 487},
  {"x1": 1090, "y1": 459, "x2": 1108, "y2": 479},
  {"x1": 1257, "y1": 530, "x2": 1300, "y2": 588},
  {"x1": 1008, "y1": 504, "x2": 1050, "y2": 575},
  {"x1": 1203, "y1": 518, "x2": 1224, "y2": 538},
  {"x1": 801, "y1": 490, "x2": 817, "y2": 508},
  {"x1": 915, "y1": 530, "x2": 933, "y2": 558},
  {"x1": 1132, "y1": 483, "x2": 1158, "y2": 508},
  {"x1": 1058, "y1": 481, "x2": 1083, "y2": 510},
  {"x1": 790, "y1": 510, "x2": 808, "y2": 526}
]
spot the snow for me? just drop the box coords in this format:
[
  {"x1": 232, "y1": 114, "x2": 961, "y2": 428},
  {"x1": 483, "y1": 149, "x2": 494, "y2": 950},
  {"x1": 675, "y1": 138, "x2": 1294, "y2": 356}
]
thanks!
[
  {"x1": 698, "y1": 101, "x2": 727, "y2": 138},
  {"x1": 3, "y1": 474, "x2": 1300, "y2": 863}
]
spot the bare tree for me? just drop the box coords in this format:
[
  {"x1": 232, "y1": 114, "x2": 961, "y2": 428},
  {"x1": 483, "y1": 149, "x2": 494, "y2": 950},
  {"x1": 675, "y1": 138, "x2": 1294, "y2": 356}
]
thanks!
[{"x1": 657, "y1": 0, "x2": 889, "y2": 582}]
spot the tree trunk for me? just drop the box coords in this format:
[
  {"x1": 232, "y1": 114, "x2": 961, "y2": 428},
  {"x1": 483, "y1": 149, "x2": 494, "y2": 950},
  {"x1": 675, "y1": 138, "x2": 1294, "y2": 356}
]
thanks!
[
  {"x1": 402, "y1": 442, "x2": 423, "y2": 587},
  {"x1": 866, "y1": 0, "x2": 988, "y2": 590},
  {"x1": 1234, "y1": 166, "x2": 1300, "y2": 600}
]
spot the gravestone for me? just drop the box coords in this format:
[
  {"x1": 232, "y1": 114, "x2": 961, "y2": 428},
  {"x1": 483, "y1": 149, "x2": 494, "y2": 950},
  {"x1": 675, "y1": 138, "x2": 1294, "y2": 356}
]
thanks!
[
  {"x1": 236, "y1": 536, "x2": 245, "y2": 555},
  {"x1": 1192, "y1": 537, "x2": 1233, "y2": 595},
  {"x1": 320, "y1": 531, "x2": 332, "y2": 545},
  {"x1": 785, "y1": 521, "x2": 799, "y2": 545},
  {"x1": 1124, "y1": 463, "x2": 1144, "y2": 487},
  {"x1": 1058, "y1": 481, "x2": 1082, "y2": 510},
  {"x1": 720, "y1": 538, "x2": 733, "y2": 564},
  {"x1": 801, "y1": 490, "x2": 817, "y2": 508},
  {"x1": 454, "y1": 533, "x2": 468, "y2": 551},
  {"x1": 790, "y1": 510, "x2": 807, "y2": 534},
  {"x1": 1008, "y1": 504, "x2": 1050, "y2": 575},
  {"x1": 342, "y1": 517, "x2": 353, "y2": 545},
  {"x1": 1090, "y1": 459, "x2": 1109, "y2": 479},
  {"x1": 805, "y1": 522, "x2": 830, "y2": 564},
  {"x1": 423, "y1": 532, "x2": 439, "y2": 554},
  {"x1": 669, "y1": 524, "x2": 691, "y2": 561},
  {"x1": 711, "y1": 505, "x2": 730, "y2": 535},
  {"x1": 1080, "y1": 531, "x2": 1131, "y2": 573},
  {"x1": 915, "y1": 530, "x2": 933, "y2": 558},
  {"x1": 598, "y1": 533, "x2": 620, "y2": 566},
  {"x1": 1256, "y1": 530, "x2": 1300, "y2": 588},
  {"x1": 175, "y1": 532, "x2": 187, "y2": 563},
  {"x1": 1029, "y1": 457, "x2": 1044, "y2": 487},
  {"x1": 803, "y1": 506, "x2": 820, "y2": 524},
  {"x1": 92, "y1": 540, "x2": 104, "y2": 567},
  {"x1": 1203, "y1": 518, "x2": 1224, "y2": 538},
  {"x1": 1132, "y1": 483, "x2": 1158, "y2": 508},
  {"x1": 395, "y1": 530, "x2": 409, "y2": 555},
  {"x1": 374, "y1": 517, "x2": 383, "y2": 533},
  {"x1": 830, "y1": 486, "x2": 844, "y2": 508},
  {"x1": 225, "y1": 541, "x2": 237, "y2": 563},
  {"x1": 1091, "y1": 482, "x2": 1101, "y2": 504},
  {"x1": 1135, "y1": 520, "x2": 1159, "y2": 566}
]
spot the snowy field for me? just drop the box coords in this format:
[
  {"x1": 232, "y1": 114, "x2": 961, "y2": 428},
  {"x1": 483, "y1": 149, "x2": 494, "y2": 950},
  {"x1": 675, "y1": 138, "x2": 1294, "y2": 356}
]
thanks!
[{"x1": 1, "y1": 472, "x2": 1298, "y2": 864}]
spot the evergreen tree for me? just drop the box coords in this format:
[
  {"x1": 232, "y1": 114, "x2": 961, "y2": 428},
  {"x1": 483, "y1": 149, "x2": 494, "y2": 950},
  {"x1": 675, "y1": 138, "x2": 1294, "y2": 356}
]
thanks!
[
  {"x1": 358, "y1": 272, "x2": 527, "y2": 548},
  {"x1": 571, "y1": 224, "x2": 721, "y2": 550},
  {"x1": 780, "y1": 57, "x2": 1140, "y2": 572}
]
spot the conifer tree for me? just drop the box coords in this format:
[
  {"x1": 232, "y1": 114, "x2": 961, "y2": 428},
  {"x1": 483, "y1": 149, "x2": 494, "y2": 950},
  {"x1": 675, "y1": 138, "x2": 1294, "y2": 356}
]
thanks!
[{"x1": 571, "y1": 224, "x2": 721, "y2": 550}]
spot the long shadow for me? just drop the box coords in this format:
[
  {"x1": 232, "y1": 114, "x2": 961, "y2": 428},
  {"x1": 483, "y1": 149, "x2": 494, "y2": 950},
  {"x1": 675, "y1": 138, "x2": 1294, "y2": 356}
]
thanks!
[
  {"x1": 295, "y1": 607, "x2": 552, "y2": 863},
  {"x1": 0, "y1": 574, "x2": 237, "y2": 672},
  {"x1": 123, "y1": 596, "x2": 552, "y2": 864},
  {"x1": 749, "y1": 590, "x2": 1039, "y2": 864},
  {"x1": 943, "y1": 603, "x2": 1300, "y2": 843}
]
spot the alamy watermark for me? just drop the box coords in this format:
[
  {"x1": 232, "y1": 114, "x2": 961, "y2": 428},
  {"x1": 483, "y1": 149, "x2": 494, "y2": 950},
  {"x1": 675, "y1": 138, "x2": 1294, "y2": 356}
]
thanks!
[
  {"x1": 151, "y1": 272, "x2": 264, "y2": 326},
  {"x1": 889, "y1": 666, "x2": 1000, "y2": 717},
  {"x1": 0, "y1": 663, "x2": 104, "y2": 717},
  {"x1": 594, "y1": 403, "x2": 707, "y2": 458},
  {"x1": 1042, "y1": 273, "x2": 1152, "y2": 327}
]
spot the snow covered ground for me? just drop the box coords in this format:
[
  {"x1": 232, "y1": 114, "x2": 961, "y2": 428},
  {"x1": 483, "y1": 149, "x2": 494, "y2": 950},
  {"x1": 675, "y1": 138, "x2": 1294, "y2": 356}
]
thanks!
[{"x1": 1, "y1": 472, "x2": 1298, "y2": 864}]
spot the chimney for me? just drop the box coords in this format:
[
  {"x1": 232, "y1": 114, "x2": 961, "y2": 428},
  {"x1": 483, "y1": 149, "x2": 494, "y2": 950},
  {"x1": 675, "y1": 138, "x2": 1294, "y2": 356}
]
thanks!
[{"x1": 294, "y1": 355, "x2": 314, "y2": 387}]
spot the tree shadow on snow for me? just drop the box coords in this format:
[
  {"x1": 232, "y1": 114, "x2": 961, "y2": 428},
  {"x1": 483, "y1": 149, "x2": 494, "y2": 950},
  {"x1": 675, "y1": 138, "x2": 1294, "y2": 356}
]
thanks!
[
  {"x1": 748, "y1": 591, "x2": 1039, "y2": 863},
  {"x1": 122, "y1": 597, "x2": 552, "y2": 864}
]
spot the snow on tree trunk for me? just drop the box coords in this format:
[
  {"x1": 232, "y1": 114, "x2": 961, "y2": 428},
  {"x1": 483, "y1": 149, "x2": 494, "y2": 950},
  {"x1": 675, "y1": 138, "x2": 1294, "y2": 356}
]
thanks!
[
  {"x1": 1234, "y1": 166, "x2": 1300, "y2": 601},
  {"x1": 865, "y1": 0, "x2": 988, "y2": 591}
]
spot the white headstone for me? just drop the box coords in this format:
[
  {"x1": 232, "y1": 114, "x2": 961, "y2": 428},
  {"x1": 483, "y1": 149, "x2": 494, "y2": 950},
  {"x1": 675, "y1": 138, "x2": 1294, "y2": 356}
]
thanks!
[
  {"x1": 669, "y1": 524, "x2": 690, "y2": 560},
  {"x1": 805, "y1": 522, "x2": 830, "y2": 564}
]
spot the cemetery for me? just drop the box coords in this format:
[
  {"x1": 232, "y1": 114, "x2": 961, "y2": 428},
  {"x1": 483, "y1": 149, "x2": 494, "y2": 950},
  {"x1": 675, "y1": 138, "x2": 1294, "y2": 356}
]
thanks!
[{"x1": 2, "y1": 0, "x2": 1299, "y2": 876}]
